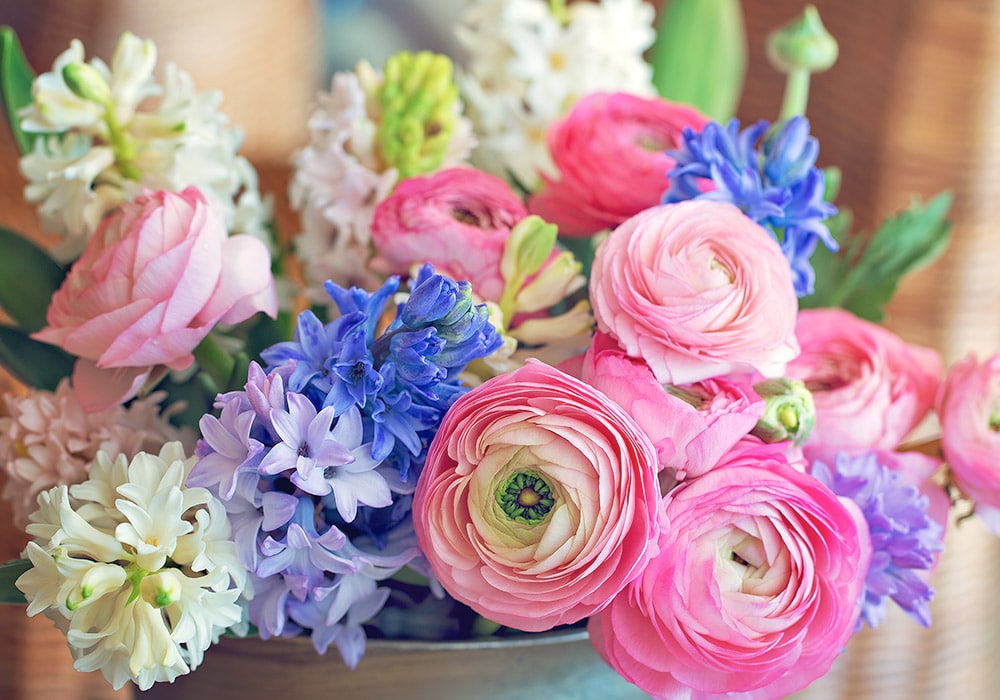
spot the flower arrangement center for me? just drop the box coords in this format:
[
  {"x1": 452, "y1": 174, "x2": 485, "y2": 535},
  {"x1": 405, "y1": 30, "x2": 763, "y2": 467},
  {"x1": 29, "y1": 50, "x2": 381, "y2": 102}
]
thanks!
[{"x1": 496, "y1": 470, "x2": 556, "y2": 523}]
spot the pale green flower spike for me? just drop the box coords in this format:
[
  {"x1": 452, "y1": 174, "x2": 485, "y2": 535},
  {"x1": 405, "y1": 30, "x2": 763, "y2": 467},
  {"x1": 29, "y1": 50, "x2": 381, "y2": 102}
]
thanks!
[
  {"x1": 767, "y1": 5, "x2": 838, "y2": 121},
  {"x1": 751, "y1": 378, "x2": 816, "y2": 446},
  {"x1": 376, "y1": 51, "x2": 459, "y2": 179}
]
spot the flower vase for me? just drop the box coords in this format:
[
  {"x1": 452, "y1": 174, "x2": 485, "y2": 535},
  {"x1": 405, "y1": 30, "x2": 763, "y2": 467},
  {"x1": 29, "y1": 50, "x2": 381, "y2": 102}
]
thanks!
[{"x1": 137, "y1": 630, "x2": 649, "y2": 700}]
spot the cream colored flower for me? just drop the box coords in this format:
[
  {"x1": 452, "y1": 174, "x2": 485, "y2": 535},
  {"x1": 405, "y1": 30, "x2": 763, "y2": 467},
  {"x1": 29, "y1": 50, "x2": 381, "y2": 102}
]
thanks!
[
  {"x1": 15, "y1": 443, "x2": 247, "y2": 691},
  {"x1": 18, "y1": 32, "x2": 269, "y2": 259}
]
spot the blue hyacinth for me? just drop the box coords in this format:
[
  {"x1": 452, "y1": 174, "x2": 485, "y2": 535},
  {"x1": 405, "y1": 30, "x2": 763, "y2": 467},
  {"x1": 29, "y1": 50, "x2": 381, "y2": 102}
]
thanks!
[
  {"x1": 811, "y1": 451, "x2": 944, "y2": 630},
  {"x1": 190, "y1": 264, "x2": 503, "y2": 667},
  {"x1": 663, "y1": 116, "x2": 838, "y2": 297}
]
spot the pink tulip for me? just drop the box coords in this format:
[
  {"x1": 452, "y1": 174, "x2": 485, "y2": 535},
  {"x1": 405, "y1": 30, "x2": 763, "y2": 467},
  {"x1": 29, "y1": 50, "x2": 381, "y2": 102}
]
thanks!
[
  {"x1": 413, "y1": 360, "x2": 663, "y2": 632},
  {"x1": 34, "y1": 187, "x2": 277, "y2": 412}
]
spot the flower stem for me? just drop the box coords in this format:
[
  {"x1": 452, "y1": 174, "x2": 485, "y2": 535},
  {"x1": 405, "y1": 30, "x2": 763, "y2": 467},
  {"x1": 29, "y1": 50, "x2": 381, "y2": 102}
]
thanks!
[{"x1": 193, "y1": 334, "x2": 235, "y2": 392}]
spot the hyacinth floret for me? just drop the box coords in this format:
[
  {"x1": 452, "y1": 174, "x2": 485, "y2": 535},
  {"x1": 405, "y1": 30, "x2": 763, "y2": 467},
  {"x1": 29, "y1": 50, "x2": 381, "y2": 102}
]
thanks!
[
  {"x1": 663, "y1": 115, "x2": 838, "y2": 296},
  {"x1": 811, "y1": 451, "x2": 943, "y2": 630},
  {"x1": 191, "y1": 264, "x2": 501, "y2": 665}
]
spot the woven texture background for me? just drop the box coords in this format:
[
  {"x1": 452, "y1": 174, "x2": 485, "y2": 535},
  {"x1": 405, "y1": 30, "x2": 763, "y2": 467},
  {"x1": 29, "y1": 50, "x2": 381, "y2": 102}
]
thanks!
[{"x1": 0, "y1": 1, "x2": 998, "y2": 698}]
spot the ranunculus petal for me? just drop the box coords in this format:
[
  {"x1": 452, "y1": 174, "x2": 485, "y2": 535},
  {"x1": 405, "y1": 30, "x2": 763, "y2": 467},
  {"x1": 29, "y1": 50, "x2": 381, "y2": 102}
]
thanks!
[{"x1": 413, "y1": 360, "x2": 662, "y2": 632}]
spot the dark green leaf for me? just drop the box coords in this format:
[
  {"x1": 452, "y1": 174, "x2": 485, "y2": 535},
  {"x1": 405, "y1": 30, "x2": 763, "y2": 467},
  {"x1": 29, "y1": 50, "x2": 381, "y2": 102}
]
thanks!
[
  {"x1": 801, "y1": 192, "x2": 953, "y2": 321},
  {"x1": 0, "y1": 558, "x2": 29, "y2": 605},
  {"x1": 0, "y1": 325, "x2": 75, "y2": 390},
  {"x1": 0, "y1": 26, "x2": 37, "y2": 154},
  {"x1": 0, "y1": 227, "x2": 66, "y2": 332},
  {"x1": 650, "y1": 0, "x2": 747, "y2": 120}
]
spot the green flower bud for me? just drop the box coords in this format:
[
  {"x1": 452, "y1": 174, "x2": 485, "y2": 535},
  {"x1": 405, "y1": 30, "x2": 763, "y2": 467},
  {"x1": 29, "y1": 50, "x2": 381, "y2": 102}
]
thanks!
[
  {"x1": 375, "y1": 51, "x2": 460, "y2": 179},
  {"x1": 61, "y1": 61, "x2": 112, "y2": 105},
  {"x1": 766, "y1": 5, "x2": 838, "y2": 74},
  {"x1": 498, "y1": 215, "x2": 559, "y2": 319},
  {"x1": 766, "y1": 5, "x2": 838, "y2": 120},
  {"x1": 751, "y1": 378, "x2": 816, "y2": 446}
]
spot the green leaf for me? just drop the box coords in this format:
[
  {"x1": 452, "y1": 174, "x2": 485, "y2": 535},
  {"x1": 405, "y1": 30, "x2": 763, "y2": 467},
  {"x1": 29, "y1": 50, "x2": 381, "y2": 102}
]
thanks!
[
  {"x1": 0, "y1": 325, "x2": 75, "y2": 390},
  {"x1": 0, "y1": 227, "x2": 66, "y2": 333},
  {"x1": 0, "y1": 26, "x2": 37, "y2": 154},
  {"x1": 650, "y1": 0, "x2": 747, "y2": 120},
  {"x1": 0, "y1": 558, "x2": 29, "y2": 605},
  {"x1": 801, "y1": 192, "x2": 953, "y2": 322}
]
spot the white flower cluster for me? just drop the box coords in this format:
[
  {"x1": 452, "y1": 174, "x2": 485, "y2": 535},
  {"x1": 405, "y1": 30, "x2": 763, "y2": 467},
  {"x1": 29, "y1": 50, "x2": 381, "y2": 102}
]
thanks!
[
  {"x1": 288, "y1": 60, "x2": 475, "y2": 299},
  {"x1": 0, "y1": 379, "x2": 191, "y2": 528},
  {"x1": 15, "y1": 443, "x2": 247, "y2": 691},
  {"x1": 18, "y1": 32, "x2": 270, "y2": 261},
  {"x1": 456, "y1": 0, "x2": 657, "y2": 188}
]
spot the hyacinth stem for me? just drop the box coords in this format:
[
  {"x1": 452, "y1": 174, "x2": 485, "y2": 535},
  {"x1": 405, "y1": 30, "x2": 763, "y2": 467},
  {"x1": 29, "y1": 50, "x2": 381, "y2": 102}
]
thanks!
[{"x1": 778, "y1": 67, "x2": 811, "y2": 121}]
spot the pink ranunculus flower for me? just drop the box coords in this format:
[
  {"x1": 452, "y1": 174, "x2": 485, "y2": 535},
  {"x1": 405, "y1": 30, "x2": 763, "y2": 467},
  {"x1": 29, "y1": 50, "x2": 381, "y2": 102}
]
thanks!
[
  {"x1": 412, "y1": 360, "x2": 663, "y2": 632},
  {"x1": 589, "y1": 441, "x2": 871, "y2": 700},
  {"x1": 33, "y1": 187, "x2": 278, "y2": 413},
  {"x1": 369, "y1": 167, "x2": 528, "y2": 302},
  {"x1": 575, "y1": 330, "x2": 763, "y2": 482},
  {"x1": 590, "y1": 200, "x2": 799, "y2": 385},
  {"x1": 937, "y1": 351, "x2": 1000, "y2": 535},
  {"x1": 786, "y1": 307, "x2": 941, "y2": 450},
  {"x1": 528, "y1": 91, "x2": 709, "y2": 237}
]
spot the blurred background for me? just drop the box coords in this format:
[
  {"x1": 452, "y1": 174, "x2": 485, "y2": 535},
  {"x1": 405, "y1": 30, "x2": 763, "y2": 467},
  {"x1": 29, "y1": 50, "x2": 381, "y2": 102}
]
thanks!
[{"x1": 1, "y1": 1, "x2": 999, "y2": 698}]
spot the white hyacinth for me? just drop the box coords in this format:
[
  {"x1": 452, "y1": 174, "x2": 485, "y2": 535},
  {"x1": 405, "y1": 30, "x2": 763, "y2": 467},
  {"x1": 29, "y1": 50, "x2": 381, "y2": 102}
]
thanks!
[
  {"x1": 15, "y1": 442, "x2": 247, "y2": 691},
  {"x1": 18, "y1": 32, "x2": 270, "y2": 261},
  {"x1": 456, "y1": 0, "x2": 657, "y2": 188},
  {"x1": 289, "y1": 56, "x2": 476, "y2": 300}
]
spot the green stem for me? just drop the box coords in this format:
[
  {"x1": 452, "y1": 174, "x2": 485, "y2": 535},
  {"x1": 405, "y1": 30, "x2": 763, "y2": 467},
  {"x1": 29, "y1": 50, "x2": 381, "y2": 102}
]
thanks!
[
  {"x1": 193, "y1": 334, "x2": 235, "y2": 393},
  {"x1": 779, "y1": 68, "x2": 811, "y2": 121}
]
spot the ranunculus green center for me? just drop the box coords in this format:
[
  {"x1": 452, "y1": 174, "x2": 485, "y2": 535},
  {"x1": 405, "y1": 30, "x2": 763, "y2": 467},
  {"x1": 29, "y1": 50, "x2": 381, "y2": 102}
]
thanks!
[{"x1": 496, "y1": 471, "x2": 555, "y2": 524}]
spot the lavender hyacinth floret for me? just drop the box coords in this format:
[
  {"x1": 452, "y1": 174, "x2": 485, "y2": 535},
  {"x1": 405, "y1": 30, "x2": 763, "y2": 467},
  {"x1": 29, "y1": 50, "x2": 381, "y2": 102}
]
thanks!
[
  {"x1": 189, "y1": 264, "x2": 503, "y2": 667},
  {"x1": 811, "y1": 451, "x2": 944, "y2": 630},
  {"x1": 663, "y1": 116, "x2": 838, "y2": 297}
]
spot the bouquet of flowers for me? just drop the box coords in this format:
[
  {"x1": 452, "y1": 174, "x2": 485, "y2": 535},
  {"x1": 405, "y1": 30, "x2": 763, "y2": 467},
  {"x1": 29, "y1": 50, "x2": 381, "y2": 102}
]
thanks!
[{"x1": 0, "y1": 2, "x2": 987, "y2": 698}]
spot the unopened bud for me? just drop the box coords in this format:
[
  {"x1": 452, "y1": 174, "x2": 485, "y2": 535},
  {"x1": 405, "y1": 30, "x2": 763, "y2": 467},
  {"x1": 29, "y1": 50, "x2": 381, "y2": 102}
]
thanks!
[
  {"x1": 766, "y1": 5, "x2": 838, "y2": 75},
  {"x1": 752, "y1": 377, "x2": 815, "y2": 445},
  {"x1": 61, "y1": 62, "x2": 111, "y2": 104}
]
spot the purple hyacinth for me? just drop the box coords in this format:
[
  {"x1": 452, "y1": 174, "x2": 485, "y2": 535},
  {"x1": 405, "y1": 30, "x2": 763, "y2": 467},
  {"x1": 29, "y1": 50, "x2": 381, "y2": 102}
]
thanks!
[
  {"x1": 663, "y1": 116, "x2": 838, "y2": 297},
  {"x1": 810, "y1": 451, "x2": 944, "y2": 630},
  {"x1": 189, "y1": 264, "x2": 503, "y2": 667}
]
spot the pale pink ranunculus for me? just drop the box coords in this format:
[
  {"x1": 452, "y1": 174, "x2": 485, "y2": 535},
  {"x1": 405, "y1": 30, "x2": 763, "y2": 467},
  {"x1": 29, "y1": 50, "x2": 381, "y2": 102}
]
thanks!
[
  {"x1": 937, "y1": 352, "x2": 1000, "y2": 535},
  {"x1": 33, "y1": 187, "x2": 277, "y2": 412},
  {"x1": 589, "y1": 200, "x2": 799, "y2": 385},
  {"x1": 786, "y1": 308, "x2": 941, "y2": 450},
  {"x1": 528, "y1": 91, "x2": 709, "y2": 237},
  {"x1": 412, "y1": 360, "x2": 663, "y2": 632},
  {"x1": 369, "y1": 167, "x2": 528, "y2": 302},
  {"x1": 575, "y1": 330, "x2": 763, "y2": 481},
  {"x1": 589, "y1": 441, "x2": 870, "y2": 700}
]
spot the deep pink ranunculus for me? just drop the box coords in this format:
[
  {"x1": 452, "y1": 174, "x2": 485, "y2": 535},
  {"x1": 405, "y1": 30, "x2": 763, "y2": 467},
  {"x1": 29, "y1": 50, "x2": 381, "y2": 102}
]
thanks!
[
  {"x1": 589, "y1": 441, "x2": 870, "y2": 700},
  {"x1": 576, "y1": 330, "x2": 763, "y2": 481},
  {"x1": 412, "y1": 360, "x2": 663, "y2": 632},
  {"x1": 33, "y1": 187, "x2": 277, "y2": 412},
  {"x1": 369, "y1": 167, "x2": 528, "y2": 302},
  {"x1": 937, "y1": 352, "x2": 1000, "y2": 535},
  {"x1": 786, "y1": 308, "x2": 941, "y2": 450},
  {"x1": 589, "y1": 201, "x2": 799, "y2": 385},
  {"x1": 528, "y1": 91, "x2": 709, "y2": 237}
]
